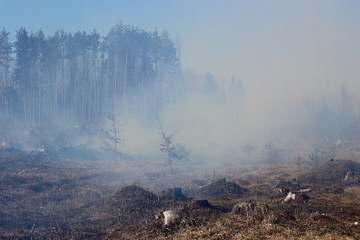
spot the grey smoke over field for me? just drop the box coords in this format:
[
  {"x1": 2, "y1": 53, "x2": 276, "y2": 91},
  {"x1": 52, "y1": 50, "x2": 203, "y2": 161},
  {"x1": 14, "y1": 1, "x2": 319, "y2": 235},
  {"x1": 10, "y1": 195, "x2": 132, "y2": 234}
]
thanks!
[
  {"x1": 1, "y1": 1, "x2": 360, "y2": 164},
  {"x1": 168, "y1": 0, "x2": 360, "y2": 161},
  {"x1": 181, "y1": 1, "x2": 360, "y2": 121},
  {"x1": 119, "y1": 72, "x2": 360, "y2": 162}
]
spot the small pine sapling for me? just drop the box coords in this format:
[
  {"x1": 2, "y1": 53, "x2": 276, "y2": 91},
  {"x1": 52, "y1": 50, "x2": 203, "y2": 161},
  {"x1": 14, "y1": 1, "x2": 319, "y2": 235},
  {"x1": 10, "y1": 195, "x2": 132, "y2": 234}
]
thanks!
[
  {"x1": 101, "y1": 112, "x2": 124, "y2": 160},
  {"x1": 159, "y1": 127, "x2": 176, "y2": 176},
  {"x1": 157, "y1": 118, "x2": 189, "y2": 185}
]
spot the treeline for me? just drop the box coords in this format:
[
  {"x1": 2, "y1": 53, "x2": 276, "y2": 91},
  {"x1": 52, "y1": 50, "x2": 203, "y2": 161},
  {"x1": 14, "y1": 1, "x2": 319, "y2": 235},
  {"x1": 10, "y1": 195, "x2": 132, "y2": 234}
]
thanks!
[{"x1": 0, "y1": 22, "x2": 180, "y2": 125}]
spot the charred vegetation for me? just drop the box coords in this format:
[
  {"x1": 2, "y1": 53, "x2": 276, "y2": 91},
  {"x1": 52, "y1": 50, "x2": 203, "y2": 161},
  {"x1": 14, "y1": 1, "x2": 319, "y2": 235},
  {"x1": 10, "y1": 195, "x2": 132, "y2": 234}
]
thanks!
[{"x1": 2, "y1": 144, "x2": 360, "y2": 239}]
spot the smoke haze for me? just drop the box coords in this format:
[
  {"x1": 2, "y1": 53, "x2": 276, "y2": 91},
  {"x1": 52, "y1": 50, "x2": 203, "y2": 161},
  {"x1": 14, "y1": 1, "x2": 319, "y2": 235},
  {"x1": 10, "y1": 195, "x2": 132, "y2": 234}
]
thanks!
[{"x1": 1, "y1": 0, "x2": 360, "y2": 164}]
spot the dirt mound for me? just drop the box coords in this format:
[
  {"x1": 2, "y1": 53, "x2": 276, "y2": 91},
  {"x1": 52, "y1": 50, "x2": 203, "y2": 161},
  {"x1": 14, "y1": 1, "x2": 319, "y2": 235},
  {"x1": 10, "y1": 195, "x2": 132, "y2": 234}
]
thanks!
[
  {"x1": 108, "y1": 186, "x2": 165, "y2": 222},
  {"x1": 113, "y1": 185, "x2": 158, "y2": 201},
  {"x1": 195, "y1": 178, "x2": 248, "y2": 200},
  {"x1": 76, "y1": 185, "x2": 169, "y2": 227},
  {"x1": 160, "y1": 187, "x2": 188, "y2": 201},
  {"x1": 298, "y1": 159, "x2": 360, "y2": 185},
  {"x1": 108, "y1": 185, "x2": 162, "y2": 216},
  {"x1": 185, "y1": 200, "x2": 216, "y2": 210}
]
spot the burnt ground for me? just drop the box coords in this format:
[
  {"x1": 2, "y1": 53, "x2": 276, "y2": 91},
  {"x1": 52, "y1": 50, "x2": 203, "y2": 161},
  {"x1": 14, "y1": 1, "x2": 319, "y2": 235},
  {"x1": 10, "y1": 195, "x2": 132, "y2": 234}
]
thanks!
[
  {"x1": 2, "y1": 146, "x2": 360, "y2": 239},
  {"x1": 194, "y1": 178, "x2": 248, "y2": 200},
  {"x1": 298, "y1": 159, "x2": 360, "y2": 185}
]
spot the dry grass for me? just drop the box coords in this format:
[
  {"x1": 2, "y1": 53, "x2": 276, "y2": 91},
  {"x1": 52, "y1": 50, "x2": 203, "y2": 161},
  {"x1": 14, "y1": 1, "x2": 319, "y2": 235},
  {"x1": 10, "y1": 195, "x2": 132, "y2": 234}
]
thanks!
[{"x1": 3, "y1": 146, "x2": 360, "y2": 239}]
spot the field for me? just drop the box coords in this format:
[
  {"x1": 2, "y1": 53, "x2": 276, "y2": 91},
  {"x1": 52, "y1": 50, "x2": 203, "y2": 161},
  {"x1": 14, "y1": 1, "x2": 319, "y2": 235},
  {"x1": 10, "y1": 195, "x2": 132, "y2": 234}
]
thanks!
[{"x1": 1, "y1": 139, "x2": 360, "y2": 239}]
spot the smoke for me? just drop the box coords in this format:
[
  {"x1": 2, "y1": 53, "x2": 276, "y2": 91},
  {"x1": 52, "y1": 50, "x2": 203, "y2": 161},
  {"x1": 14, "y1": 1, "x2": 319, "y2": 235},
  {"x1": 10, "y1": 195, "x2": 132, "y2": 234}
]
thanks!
[
  {"x1": 2, "y1": 1, "x2": 360, "y2": 165},
  {"x1": 179, "y1": 0, "x2": 360, "y2": 145},
  {"x1": 107, "y1": 73, "x2": 247, "y2": 161},
  {"x1": 117, "y1": 70, "x2": 360, "y2": 164}
]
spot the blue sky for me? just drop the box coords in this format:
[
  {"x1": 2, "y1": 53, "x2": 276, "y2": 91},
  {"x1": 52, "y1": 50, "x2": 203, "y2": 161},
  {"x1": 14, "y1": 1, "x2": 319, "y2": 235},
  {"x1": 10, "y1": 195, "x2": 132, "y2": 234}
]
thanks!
[
  {"x1": 0, "y1": 0, "x2": 187, "y2": 36},
  {"x1": 1, "y1": 0, "x2": 360, "y2": 104},
  {"x1": 0, "y1": 0, "x2": 255, "y2": 74}
]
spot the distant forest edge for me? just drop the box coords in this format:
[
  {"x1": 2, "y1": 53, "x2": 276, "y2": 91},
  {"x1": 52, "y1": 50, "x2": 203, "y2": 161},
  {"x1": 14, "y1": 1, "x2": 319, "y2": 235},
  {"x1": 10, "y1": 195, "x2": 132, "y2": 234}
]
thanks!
[{"x1": 0, "y1": 22, "x2": 182, "y2": 124}]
